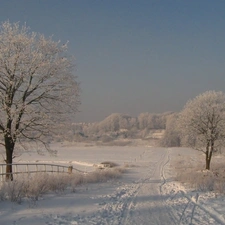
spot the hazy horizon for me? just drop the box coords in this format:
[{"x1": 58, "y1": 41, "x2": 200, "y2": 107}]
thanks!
[{"x1": 1, "y1": 1, "x2": 225, "y2": 122}]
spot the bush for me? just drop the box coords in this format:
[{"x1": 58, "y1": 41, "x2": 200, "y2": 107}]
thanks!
[
  {"x1": 0, "y1": 178, "x2": 25, "y2": 203},
  {"x1": 70, "y1": 173, "x2": 85, "y2": 192},
  {"x1": 174, "y1": 157, "x2": 225, "y2": 193},
  {"x1": 100, "y1": 135, "x2": 114, "y2": 143},
  {"x1": 24, "y1": 173, "x2": 50, "y2": 200}
]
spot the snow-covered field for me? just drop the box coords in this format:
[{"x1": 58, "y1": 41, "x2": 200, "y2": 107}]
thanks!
[{"x1": 1, "y1": 143, "x2": 225, "y2": 225}]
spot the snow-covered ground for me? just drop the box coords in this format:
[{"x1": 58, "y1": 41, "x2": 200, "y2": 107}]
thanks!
[{"x1": 1, "y1": 143, "x2": 225, "y2": 225}]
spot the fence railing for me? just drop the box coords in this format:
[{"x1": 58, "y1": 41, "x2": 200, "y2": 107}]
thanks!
[{"x1": 0, "y1": 163, "x2": 86, "y2": 181}]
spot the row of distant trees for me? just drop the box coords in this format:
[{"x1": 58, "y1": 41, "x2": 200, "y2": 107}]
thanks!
[{"x1": 71, "y1": 112, "x2": 173, "y2": 138}]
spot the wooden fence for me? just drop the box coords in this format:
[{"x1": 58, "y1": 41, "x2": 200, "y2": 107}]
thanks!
[{"x1": 0, "y1": 163, "x2": 86, "y2": 182}]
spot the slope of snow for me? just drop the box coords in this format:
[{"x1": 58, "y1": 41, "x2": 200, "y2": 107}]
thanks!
[{"x1": 1, "y1": 143, "x2": 225, "y2": 225}]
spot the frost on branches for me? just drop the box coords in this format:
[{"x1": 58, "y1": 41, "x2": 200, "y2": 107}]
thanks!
[
  {"x1": 178, "y1": 91, "x2": 225, "y2": 170},
  {"x1": 0, "y1": 21, "x2": 80, "y2": 180}
]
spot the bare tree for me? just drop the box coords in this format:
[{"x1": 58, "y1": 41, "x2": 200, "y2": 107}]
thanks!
[
  {"x1": 178, "y1": 91, "x2": 225, "y2": 170},
  {"x1": 0, "y1": 21, "x2": 80, "y2": 180}
]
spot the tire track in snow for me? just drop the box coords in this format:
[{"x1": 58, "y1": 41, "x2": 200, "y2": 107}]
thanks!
[
  {"x1": 163, "y1": 181, "x2": 225, "y2": 225},
  {"x1": 159, "y1": 149, "x2": 170, "y2": 194},
  {"x1": 178, "y1": 198, "x2": 191, "y2": 225},
  {"x1": 158, "y1": 149, "x2": 178, "y2": 225},
  {"x1": 121, "y1": 176, "x2": 154, "y2": 225},
  {"x1": 78, "y1": 148, "x2": 151, "y2": 225},
  {"x1": 190, "y1": 193, "x2": 199, "y2": 224},
  {"x1": 176, "y1": 193, "x2": 199, "y2": 225},
  {"x1": 96, "y1": 148, "x2": 159, "y2": 225},
  {"x1": 179, "y1": 190, "x2": 225, "y2": 225},
  {"x1": 162, "y1": 148, "x2": 225, "y2": 225},
  {"x1": 121, "y1": 148, "x2": 162, "y2": 225},
  {"x1": 121, "y1": 148, "x2": 178, "y2": 225}
]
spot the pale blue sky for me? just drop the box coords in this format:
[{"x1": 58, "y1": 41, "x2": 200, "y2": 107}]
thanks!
[{"x1": 0, "y1": 0, "x2": 225, "y2": 122}]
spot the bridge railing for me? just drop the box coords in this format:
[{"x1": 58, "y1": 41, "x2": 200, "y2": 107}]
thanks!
[{"x1": 0, "y1": 163, "x2": 86, "y2": 181}]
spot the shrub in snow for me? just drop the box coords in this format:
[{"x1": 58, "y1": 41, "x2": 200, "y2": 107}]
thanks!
[
  {"x1": 24, "y1": 173, "x2": 50, "y2": 200},
  {"x1": 0, "y1": 179, "x2": 25, "y2": 203},
  {"x1": 215, "y1": 180, "x2": 225, "y2": 193},
  {"x1": 70, "y1": 173, "x2": 86, "y2": 192},
  {"x1": 195, "y1": 171, "x2": 215, "y2": 191},
  {"x1": 101, "y1": 135, "x2": 115, "y2": 143},
  {"x1": 83, "y1": 167, "x2": 124, "y2": 183},
  {"x1": 0, "y1": 166, "x2": 126, "y2": 203},
  {"x1": 47, "y1": 174, "x2": 71, "y2": 193},
  {"x1": 174, "y1": 155, "x2": 225, "y2": 193}
]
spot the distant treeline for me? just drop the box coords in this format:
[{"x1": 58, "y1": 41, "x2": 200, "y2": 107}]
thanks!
[
  {"x1": 74, "y1": 112, "x2": 172, "y2": 134},
  {"x1": 54, "y1": 112, "x2": 181, "y2": 147}
]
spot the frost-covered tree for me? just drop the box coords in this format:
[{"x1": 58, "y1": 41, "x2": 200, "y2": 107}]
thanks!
[
  {"x1": 160, "y1": 113, "x2": 180, "y2": 147},
  {"x1": 138, "y1": 112, "x2": 170, "y2": 130},
  {"x1": 97, "y1": 113, "x2": 130, "y2": 134},
  {"x1": 178, "y1": 91, "x2": 225, "y2": 170},
  {"x1": 0, "y1": 21, "x2": 80, "y2": 180}
]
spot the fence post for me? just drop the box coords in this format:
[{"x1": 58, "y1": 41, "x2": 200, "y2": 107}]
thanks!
[{"x1": 68, "y1": 166, "x2": 73, "y2": 174}]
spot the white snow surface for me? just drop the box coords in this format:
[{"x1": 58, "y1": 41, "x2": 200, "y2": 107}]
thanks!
[{"x1": 1, "y1": 142, "x2": 225, "y2": 225}]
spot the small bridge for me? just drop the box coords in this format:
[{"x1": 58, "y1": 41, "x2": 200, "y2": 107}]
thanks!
[{"x1": 0, "y1": 163, "x2": 86, "y2": 181}]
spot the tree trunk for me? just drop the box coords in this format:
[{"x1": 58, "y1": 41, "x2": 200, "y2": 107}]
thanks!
[
  {"x1": 5, "y1": 153, "x2": 13, "y2": 181},
  {"x1": 205, "y1": 155, "x2": 211, "y2": 170},
  {"x1": 205, "y1": 142, "x2": 210, "y2": 170},
  {"x1": 205, "y1": 141, "x2": 213, "y2": 170},
  {"x1": 5, "y1": 136, "x2": 15, "y2": 181}
]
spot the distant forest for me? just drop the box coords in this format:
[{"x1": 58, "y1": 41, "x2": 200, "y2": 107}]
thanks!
[{"x1": 54, "y1": 112, "x2": 180, "y2": 147}]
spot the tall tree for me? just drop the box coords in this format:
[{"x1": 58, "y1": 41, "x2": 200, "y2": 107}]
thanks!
[
  {"x1": 0, "y1": 21, "x2": 80, "y2": 180},
  {"x1": 178, "y1": 91, "x2": 225, "y2": 170}
]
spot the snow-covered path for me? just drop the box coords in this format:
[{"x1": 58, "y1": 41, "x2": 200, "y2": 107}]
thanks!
[
  {"x1": 120, "y1": 148, "x2": 176, "y2": 225},
  {"x1": 1, "y1": 145, "x2": 225, "y2": 225}
]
